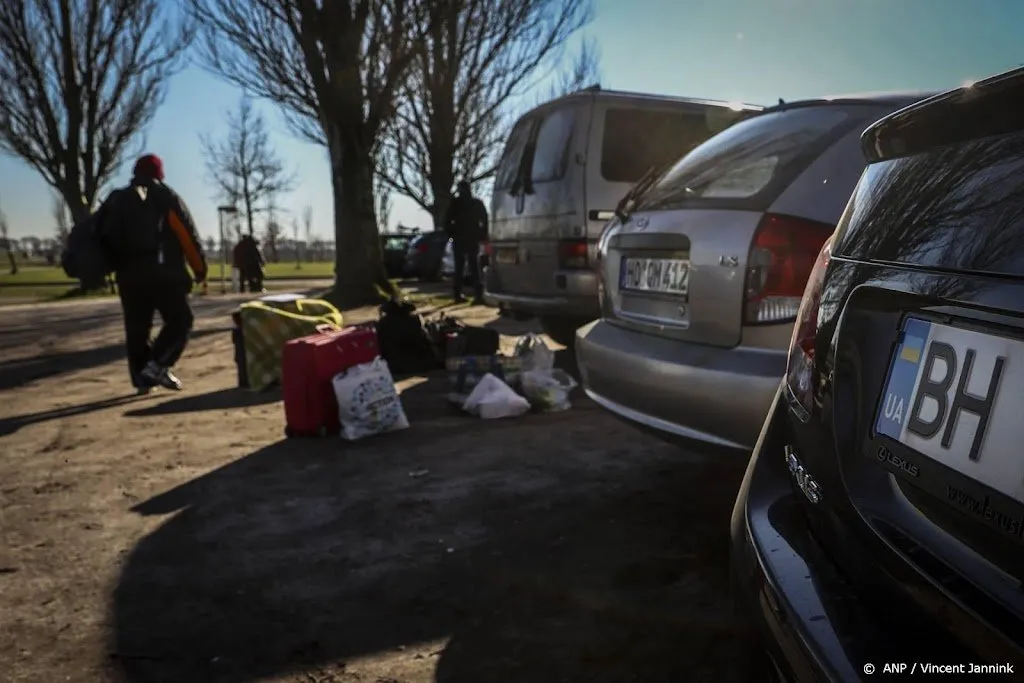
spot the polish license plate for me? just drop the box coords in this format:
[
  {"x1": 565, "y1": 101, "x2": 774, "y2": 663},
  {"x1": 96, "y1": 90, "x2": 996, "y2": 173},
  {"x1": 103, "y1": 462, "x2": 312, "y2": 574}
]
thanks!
[
  {"x1": 619, "y1": 257, "x2": 689, "y2": 295},
  {"x1": 875, "y1": 317, "x2": 1023, "y2": 505},
  {"x1": 495, "y1": 247, "x2": 518, "y2": 265}
]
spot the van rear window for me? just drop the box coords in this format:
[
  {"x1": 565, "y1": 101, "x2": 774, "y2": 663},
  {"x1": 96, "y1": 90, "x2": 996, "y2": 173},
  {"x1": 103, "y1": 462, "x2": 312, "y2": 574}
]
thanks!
[
  {"x1": 601, "y1": 107, "x2": 738, "y2": 184},
  {"x1": 634, "y1": 107, "x2": 854, "y2": 212}
]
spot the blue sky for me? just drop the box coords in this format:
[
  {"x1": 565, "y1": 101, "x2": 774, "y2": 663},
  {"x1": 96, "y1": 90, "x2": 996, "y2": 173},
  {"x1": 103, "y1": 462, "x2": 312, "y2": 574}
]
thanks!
[{"x1": 1, "y1": 0, "x2": 1021, "y2": 241}]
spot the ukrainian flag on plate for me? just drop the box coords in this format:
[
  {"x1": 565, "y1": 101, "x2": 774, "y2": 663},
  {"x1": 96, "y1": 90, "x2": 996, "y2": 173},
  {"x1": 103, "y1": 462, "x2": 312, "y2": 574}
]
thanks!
[{"x1": 876, "y1": 318, "x2": 931, "y2": 441}]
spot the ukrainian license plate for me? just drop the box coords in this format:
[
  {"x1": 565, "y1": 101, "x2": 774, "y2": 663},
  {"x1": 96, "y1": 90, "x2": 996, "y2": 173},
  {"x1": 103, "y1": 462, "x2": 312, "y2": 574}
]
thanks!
[
  {"x1": 495, "y1": 247, "x2": 518, "y2": 265},
  {"x1": 619, "y1": 257, "x2": 689, "y2": 295},
  {"x1": 875, "y1": 317, "x2": 1023, "y2": 506}
]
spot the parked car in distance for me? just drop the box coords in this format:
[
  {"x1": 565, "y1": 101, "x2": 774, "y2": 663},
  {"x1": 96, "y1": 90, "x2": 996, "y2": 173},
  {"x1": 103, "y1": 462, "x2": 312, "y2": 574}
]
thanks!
[
  {"x1": 441, "y1": 238, "x2": 488, "y2": 283},
  {"x1": 404, "y1": 230, "x2": 449, "y2": 281},
  {"x1": 733, "y1": 68, "x2": 1024, "y2": 681},
  {"x1": 485, "y1": 86, "x2": 763, "y2": 343},
  {"x1": 381, "y1": 234, "x2": 415, "y2": 277},
  {"x1": 576, "y1": 91, "x2": 933, "y2": 451}
]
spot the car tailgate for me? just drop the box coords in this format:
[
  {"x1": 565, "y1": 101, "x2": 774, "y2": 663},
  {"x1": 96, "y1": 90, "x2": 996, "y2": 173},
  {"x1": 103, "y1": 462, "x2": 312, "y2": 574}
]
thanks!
[{"x1": 603, "y1": 208, "x2": 763, "y2": 347}]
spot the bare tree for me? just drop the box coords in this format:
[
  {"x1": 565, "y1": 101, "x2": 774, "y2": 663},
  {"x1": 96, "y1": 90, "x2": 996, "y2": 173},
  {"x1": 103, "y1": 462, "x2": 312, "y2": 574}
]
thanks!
[
  {"x1": 201, "y1": 97, "x2": 295, "y2": 237},
  {"x1": 0, "y1": 1, "x2": 193, "y2": 222},
  {"x1": 263, "y1": 220, "x2": 283, "y2": 263},
  {"x1": 189, "y1": 0, "x2": 428, "y2": 306},
  {"x1": 263, "y1": 197, "x2": 283, "y2": 263},
  {"x1": 301, "y1": 204, "x2": 313, "y2": 260},
  {"x1": 0, "y1": 194, "x2": 15, "y2": 274},
  {"x1": 376, "y1": 0, "x2": 593, "y2": 228},
  {"x1": 292, "y1": 217, "x2": 302, "y2": 269},
  {"x1": 204, "y1": 236, "x2": 217, "y2": 260},
  {"x1": 53, "y1": 194, "x2": 71, "y2": 246}
]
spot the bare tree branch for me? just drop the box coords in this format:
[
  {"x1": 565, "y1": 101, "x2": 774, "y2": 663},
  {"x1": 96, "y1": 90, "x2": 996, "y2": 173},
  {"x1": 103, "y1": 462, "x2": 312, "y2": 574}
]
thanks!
[
  {"x1": 201, "y1": 96, "x2": 297, "y2": 237},
  {"x1": 376, "y1": 0, "x2": 594, "y2": 225},
  {"x1": 541, "y1": 35, "x2": 601, "y2": 102},
  {"x1": 189, "y1": 0, "x2": 427, "y2": 305},
  {"x1": 0, "y1": 0, "x2": 193, "y2": 222},
  {"x1": 52, "y1": 192, "x2": 70, "y2": 245}
]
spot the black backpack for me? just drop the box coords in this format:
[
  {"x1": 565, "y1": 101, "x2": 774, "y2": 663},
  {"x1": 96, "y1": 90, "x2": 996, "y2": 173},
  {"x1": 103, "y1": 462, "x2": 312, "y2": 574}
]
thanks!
[
  {"x1": 60, "y1": 198, "x2": 115, "y2": 290},
  {"x1": 377, "y1": 298, "x2": 438, "y2": 376}
]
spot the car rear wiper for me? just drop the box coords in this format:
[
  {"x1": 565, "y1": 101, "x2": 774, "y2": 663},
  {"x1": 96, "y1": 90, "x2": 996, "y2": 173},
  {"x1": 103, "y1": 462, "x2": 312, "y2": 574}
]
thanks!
[{"x1": 614, "y1": 162, "x2": 671, "y2": 223}]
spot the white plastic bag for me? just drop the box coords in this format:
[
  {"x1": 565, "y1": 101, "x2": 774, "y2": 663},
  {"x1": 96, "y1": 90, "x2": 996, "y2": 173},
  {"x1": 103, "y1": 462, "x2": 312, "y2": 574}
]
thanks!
[
  {"x1": 521, "y1": 368, "x2": 578, "y2": 412},
  {"x1": 462, "y1": 373, "x2": 531, "y2": 419},
  {"x1": 332, "y1": 358, "x2": 410, "y2": 440},
  {"x1": 513, "y1": 333, "x2": 555, "y2": 373}
]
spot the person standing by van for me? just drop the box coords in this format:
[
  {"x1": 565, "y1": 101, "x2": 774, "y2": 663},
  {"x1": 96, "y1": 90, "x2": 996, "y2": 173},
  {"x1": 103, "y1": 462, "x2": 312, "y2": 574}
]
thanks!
[
  {"x1": 443, "y1": 180, "x2": 488, "y2": 303},
  {"x1": 102, "y1": 154, "x2": 207, "y2": 393}
]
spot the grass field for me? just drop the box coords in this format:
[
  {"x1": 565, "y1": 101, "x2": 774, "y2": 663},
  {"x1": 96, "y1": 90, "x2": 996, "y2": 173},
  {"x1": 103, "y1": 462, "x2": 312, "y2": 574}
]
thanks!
[{"x1": 0, "y1": 261, "x2": 336, "y2": 286}]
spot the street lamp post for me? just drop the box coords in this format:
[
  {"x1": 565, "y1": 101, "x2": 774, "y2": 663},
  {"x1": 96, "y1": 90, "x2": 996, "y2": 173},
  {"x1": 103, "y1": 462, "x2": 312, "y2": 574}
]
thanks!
[{"x1": 217, "y1": 205, "x2": 239, "y2": 294}]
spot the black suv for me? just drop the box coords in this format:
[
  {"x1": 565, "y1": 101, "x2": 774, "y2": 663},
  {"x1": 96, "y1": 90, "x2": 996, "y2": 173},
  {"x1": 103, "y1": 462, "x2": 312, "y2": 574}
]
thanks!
[{"x1": 732, "y1": 67, "x2": 1024, "y2": 680}]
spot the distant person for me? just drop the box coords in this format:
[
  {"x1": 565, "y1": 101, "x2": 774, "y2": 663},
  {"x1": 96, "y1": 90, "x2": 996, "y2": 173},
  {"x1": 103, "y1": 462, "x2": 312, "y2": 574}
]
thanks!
[
  {"x1": 101, "y1": 154, "x2": 207, "y2": 393},
  {"x1": 443, "y1": 180, "x2": 488, "y2": 303},
  {"x1": 231, "y1": 238, "x2": 246, "y2": 292},
  {"x1": 238, "y1": 235, "x2": 265, "y2": 293}
]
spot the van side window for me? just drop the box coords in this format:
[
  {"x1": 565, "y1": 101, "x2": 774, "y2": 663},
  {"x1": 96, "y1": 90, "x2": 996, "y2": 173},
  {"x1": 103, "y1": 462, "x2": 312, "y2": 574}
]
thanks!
[
  {"x1": 530, "y1": 108, "x2": 575, "y2": 183},
  {"x1": 495, "y1": 117, "x2": 536, "y2": 190},
  {"x1": 601, "y1": 108, "x2": 711, "y2": 184}
]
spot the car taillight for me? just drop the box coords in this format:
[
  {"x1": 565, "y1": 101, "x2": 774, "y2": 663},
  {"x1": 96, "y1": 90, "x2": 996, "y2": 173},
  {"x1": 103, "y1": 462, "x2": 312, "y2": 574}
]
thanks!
[
  {"x1": 784, "y1": 235, "x2": 833, "y2": 422},
  {"x1": 416, "y1": 242, "x2": 429, "y2": 254},
  {"x1": 557, "y1": 238, "x2": 588, "y2": 269},
  {"x1": 744, "y1": 213, "x2": 834, "y2": 324},
  {"x1": 482, "y1": 241, "x2": 493, "y2": 256}
]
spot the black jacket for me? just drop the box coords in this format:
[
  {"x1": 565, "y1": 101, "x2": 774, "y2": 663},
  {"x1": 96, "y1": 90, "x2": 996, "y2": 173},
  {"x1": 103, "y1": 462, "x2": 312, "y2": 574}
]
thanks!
[
  {"x1": 101, "y1": 179, "x2": 206, "y2": 285},
  {"x1": 443, "y1": 194, "x2": 489, "y2": 244}
]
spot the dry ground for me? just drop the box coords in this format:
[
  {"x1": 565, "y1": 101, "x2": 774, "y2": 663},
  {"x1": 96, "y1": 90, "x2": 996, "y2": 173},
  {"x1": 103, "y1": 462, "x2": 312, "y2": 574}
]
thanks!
[{"x1": 0, "y1": 288, "x2": 756, "y2": 683}]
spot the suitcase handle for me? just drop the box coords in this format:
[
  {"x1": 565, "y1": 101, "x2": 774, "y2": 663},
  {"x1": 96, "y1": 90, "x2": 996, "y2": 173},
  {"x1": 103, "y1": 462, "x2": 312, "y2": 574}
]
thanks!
[{"x1": 316, "y1": 323, "x2": 336, "y2": 334}]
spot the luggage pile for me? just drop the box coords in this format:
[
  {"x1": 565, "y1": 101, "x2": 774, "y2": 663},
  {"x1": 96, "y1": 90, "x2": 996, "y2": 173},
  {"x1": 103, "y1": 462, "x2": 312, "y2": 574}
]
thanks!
[{"x1": 229, "y1": 292, "x2": 578, "y2": 440}]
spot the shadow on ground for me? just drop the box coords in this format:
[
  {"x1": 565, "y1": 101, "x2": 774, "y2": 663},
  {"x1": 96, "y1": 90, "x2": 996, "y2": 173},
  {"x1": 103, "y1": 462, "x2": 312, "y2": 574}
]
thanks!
[
  {"x1": 0, "y1": 393, "x2": 155, "y2": 438},
  {"x1": 123, "y1": 387, "x2": 281, "y2": 417},
  {"x1": 108, "y1": 373, "x2": 753, "y2": 683},
  {"x1": 0, "y1": 328, "x2": 227, "y2": 392}
]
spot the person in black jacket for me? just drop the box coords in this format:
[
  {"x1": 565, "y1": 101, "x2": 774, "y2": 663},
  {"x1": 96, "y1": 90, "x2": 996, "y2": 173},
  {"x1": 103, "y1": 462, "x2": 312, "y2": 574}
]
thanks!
[
  {"x1": 442, "y1": 180, "x2": 488, "y2": 303},
  {"x1": 101, "y1": 154, "x2": 207, "y2": 393}
]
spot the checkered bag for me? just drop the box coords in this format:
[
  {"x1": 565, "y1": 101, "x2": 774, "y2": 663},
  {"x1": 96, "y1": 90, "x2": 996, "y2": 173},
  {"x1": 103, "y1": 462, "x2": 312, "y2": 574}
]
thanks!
[{"x1": 240, "y1": 298, "x2": 343, "y2": 391}]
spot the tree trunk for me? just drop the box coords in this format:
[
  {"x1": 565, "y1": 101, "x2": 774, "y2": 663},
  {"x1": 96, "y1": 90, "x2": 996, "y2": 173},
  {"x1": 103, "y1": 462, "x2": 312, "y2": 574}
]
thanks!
[
  {"x1": 430, "y1": 162, "x2": 453, "y2": 234},
  {"x1": 7, "y1": 250, "x2": 17, "y2": 275},
  {"x1": 327, "y1": 137, "x2": 395, "y2": 309},
  {"x1": 64, "y1": 188, "x2": 91, "y2": 224}
]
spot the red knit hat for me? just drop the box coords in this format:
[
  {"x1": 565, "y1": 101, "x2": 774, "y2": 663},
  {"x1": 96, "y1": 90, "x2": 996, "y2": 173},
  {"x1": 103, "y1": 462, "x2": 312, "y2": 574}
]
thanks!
[{"x1": 133, "y1": 154, "x2": 165, "y2": 181}]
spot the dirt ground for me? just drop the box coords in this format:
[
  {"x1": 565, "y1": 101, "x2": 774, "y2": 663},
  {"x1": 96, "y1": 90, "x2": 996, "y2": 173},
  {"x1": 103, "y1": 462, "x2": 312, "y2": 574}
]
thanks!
[{"x1": 0, "y1": 288, "x2": 756, "y2": 683}]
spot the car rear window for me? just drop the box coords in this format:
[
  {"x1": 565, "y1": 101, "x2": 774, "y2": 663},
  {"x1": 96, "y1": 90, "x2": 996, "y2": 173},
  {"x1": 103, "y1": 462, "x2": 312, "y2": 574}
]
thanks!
[
  {"x1": 633, "y1": 106, "x2": 856, "y2": 212},
  {"x1": 832, "y1": 130, "x2": 1024, "y2": 276},
  {"x1": 600, "y1": 107, "x2": 752, "y2": 184},
  {"x1": 383, "y1": 237, "x2": 410, "y2": 250}
]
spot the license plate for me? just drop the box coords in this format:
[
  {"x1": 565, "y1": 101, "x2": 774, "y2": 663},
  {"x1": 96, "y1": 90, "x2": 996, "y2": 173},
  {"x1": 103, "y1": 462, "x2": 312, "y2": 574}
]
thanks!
[
  {"x1": 495, "y1": 248, "x2": 518, "y2": 265},
  {"x1": 875, "y1": 317, "x2": 1022, "y2": 505},
  {"x1": 619, "y1": 257, "x2": 689, "y2": 295}
]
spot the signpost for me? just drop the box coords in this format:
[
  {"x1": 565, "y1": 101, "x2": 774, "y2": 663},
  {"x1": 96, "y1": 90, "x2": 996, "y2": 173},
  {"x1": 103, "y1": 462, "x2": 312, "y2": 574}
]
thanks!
[{"x1": 217, "y1": 205, "x2": 239, "y2": 294}]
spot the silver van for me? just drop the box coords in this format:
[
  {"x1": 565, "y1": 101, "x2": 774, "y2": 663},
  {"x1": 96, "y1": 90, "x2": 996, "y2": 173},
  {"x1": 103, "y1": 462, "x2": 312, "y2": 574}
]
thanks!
[{"x1": 484, "y1": 87, "x2": 762, "y2": 343}]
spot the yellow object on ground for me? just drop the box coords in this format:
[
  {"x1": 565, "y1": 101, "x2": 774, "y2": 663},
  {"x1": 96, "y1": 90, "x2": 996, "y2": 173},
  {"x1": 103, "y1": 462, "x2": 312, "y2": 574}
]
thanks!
[{"x1": 240, "y1": 297, "x2": 343, "y2": 391}]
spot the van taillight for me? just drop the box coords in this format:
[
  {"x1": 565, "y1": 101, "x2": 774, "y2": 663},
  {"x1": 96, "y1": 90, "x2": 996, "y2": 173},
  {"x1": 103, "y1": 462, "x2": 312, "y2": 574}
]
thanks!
[
  {"x1": 744, "y1": 213, "x2": 834, "y2": 324},
  {"x1": 557, "y1": 239, "x2": 589, "y2": 269},
  {"x1": 784, "y1": 236, "x2": 833, "y2": 422}
]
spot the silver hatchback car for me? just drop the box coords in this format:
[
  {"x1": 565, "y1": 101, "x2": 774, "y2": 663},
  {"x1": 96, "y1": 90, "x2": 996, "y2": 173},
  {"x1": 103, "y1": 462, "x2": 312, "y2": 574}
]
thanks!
[{"x1": 576, "y1": 92, "x2": 933, "y2": 451}]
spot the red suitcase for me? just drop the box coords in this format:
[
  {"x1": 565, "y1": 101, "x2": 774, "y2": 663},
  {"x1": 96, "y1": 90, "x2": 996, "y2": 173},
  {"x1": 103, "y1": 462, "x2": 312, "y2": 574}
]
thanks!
[{"x1": 282, "y1": 325, "x2": 379, "y2": 437}]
